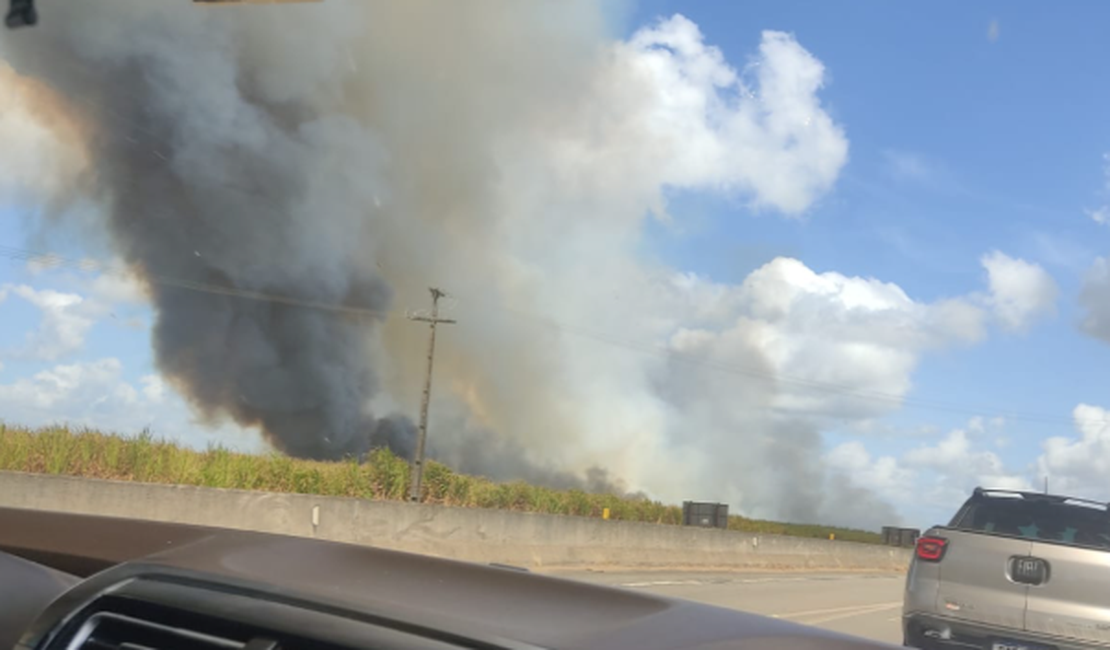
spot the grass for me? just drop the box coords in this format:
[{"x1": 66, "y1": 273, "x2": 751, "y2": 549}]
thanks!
[{"x1": 0, "y1": 423, "x2": 883, "y2": 544}]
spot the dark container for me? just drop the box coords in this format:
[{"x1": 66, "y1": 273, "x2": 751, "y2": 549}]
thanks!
[
  {"x1": 899, "y1": 528, "x2": 920, "y2": 548},
  {"x1": 882, "y1": 526, "x2": 921, "y2": 547},
  {"x1": 682, "y1": 501, "x2": 728, "y2": 529}
]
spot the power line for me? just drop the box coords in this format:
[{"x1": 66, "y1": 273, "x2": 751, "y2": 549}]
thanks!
[
  {"x1": 15, "y1": 42, "x2": 918, "y2": 411},
  {"x1": 2, "y1": 53, "x2": 1105, "y2": 428},
  {"x1": 2, "y1": 243, "x2": 1107, "y2": 430},
  {"x1": 435, "y1": 296, "x2": 1110, "y2": 429},
  {"x1": 0, "y1": 244, "x2": 397, "y2": 320}
]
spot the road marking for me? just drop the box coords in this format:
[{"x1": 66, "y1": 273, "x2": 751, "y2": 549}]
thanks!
[
  {"x1": 618, "y1": 575, "x2": 855, "y2": 588},
  {"x1": 772, "y1": 601, "x2": 902, "y2": 625},
  {"x1": 620, "y1": 580, "x2": 704, "y2": 588},
  {"x1": 805, "y1": 603, "x2": 901, "y2": 625},
  {"x1": 772, "y1": 601, "x2": 901, "y2": 618}
]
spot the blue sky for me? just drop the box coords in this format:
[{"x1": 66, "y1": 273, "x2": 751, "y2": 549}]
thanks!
[
  {"x1": 3, "y1": 0, "x2": 1110, "y2": 528},
  {"x1": 626, "y1": 4, "x2": 1110, "y2": 450},
  {"x1": 622, "y1": 1, "x2": 1110, "y2": 522}
]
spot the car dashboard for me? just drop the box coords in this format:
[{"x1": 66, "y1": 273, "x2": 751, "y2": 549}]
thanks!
[{"x1": 0, "y1": 507, "x2": 897, "y2": 650}]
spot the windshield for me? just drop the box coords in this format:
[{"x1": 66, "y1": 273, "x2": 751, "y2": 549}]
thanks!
[{"x1": 3, "y1": 2, "x2": 1110, "y2": 647}]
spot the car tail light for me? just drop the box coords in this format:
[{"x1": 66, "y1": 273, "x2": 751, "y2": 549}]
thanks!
[{"x1": 916, "y1": 536, "x2": 948, "y2": 562}]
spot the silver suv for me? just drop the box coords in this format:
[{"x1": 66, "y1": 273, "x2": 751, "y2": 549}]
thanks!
[{"x1": 903, "y1": 487, "x2": 1110, "y2": 650}]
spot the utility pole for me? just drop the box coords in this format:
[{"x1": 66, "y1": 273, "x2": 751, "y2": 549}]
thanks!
[{"x1": 407, "y1": 287, "x2": 455, "y2": 502}]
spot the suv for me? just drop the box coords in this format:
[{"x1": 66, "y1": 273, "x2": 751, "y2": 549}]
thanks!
[{"x1": 903, "y1": 487, "x2": 1110, "y2": 650}]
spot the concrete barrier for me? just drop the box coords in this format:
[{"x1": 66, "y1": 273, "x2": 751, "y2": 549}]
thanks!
[{"x1": 0, "y1": 471, "x2": 911, "y2": 572}]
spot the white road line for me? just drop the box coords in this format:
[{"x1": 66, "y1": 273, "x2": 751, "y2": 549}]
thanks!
[
  {"x1": 618, "y1": 575, "x2": 841, "y2": 588},
  {"x1": 772, "y1": 601, "x2": 902, "y2": 624},
  {"x1": 804, "y1": 603, "x2": 901, "y2": 625},
  {"x1": 772, "y1": 601, "x2": 901, "y2": 618},
  {"x1": 620, "y1": 580, "x2": 704, "y2": 588}
]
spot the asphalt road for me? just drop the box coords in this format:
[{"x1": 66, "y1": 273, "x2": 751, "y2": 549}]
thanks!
[{"x1": 551, "y1": 569, "x2": 906, "y2": 646}]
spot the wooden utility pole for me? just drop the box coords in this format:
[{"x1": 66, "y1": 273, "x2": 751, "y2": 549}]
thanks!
[{"x1": 407, "y1": 287, "x2": 455, "y2": 502}]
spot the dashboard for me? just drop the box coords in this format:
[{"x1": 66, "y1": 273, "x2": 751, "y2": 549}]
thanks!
[{"x1": 0, "y1": 506, "x2": 898, "y2": 650}]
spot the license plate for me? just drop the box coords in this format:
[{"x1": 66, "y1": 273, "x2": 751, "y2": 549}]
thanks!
[{"x1": 991, "y1": 640, "x2": 1052, "y2": 650}]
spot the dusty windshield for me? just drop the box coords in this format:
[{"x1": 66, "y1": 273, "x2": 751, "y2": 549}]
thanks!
[{"x1": 2, "y1": 1, "x2": 1110, "y2": 645}]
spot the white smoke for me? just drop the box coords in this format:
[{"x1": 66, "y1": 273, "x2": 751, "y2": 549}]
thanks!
[{"x1": 0, "y1": 1, "x2": 1018, "y2": 527}]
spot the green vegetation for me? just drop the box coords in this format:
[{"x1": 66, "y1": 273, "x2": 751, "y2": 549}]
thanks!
[{"x1": 0, "y1": 423, "x2": 882, "y2": 544}]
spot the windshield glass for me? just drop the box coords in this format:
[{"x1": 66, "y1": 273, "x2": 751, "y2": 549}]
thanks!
[{"x1": 3, "y1": 2, "x2": 1110, "y2": 646}]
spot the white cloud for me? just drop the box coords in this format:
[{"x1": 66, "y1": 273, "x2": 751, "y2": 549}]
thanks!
[
  {"x1": 6, "y1": 284, "x2": 97, "y2": 361},
  {"x1": 552, "y1": 17, "x2": 849, "y2": 217},
  {"x1": 826, "y1": 440, "x2": 915, "y2": 505},
  {"x1": 1036, "y1": 404, "x2": 1110, "y2": 499},
  {"x1": 981, "y1": 250, "x2": 1059, "y2": 332},
  {"x1": 829, "y1": 405, "x2": 1110, "y2": 527},
  {"x1": 905, "y1": 427, "x2": 1005, "y2": 475},
  {"x1": 672, "y1": 257, "x2": 988, "y2": 420},
  {"x1": 828, "y1": 418, "x2": 1030, "y2": 527},
  {"x1": 0, "y1": 358, "x2": 264, "y2": 452},
  {"x1": 859, "y1": 402, "x2": 1110, "y2": 516},
  {"x1": 590, "y1": 257, "x2": 999, "y2": 529},
  {"x1": 0, "y1": 358, "x2": 126, "y2": 409},
  {"x1": 140, "y1": 374, "x2": 166, "y2": 403},
  {"x1": 1, "y1": 268, "x2": 148, "y2": 361}
]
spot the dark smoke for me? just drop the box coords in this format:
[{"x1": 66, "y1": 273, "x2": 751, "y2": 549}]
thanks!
[
  {"x1": 3, "y1": 1, "x2": 903, "y2": 528},
  {"x1": 426, "y1": 417, "x2": 644, "y2": 497},
  {"x1": 1, "y1": 2, "x2": 412, "y2": 459},
  {"x1": 134, "y1": 197, "x2": 401, "y2": 460},
  {"x1": 1, "y1": 0, "x2": 621, "y2": 485}
]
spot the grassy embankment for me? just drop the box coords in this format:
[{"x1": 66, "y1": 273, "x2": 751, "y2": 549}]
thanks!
[{"x1": 0, "y1": 424, "x2": 882, "y2": 544}]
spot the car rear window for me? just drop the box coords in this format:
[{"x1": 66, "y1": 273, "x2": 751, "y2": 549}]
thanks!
[{"x1": 952, "y1": 497, "x2": 1110, "y2": 550}]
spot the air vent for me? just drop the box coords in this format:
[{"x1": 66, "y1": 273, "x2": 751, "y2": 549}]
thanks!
[
  {"x1": 67, "y1": 612, "x2": 248, "y2": 650},
  {"x1": 37, "y1": 577, "x2": 493, "y2": 650}
]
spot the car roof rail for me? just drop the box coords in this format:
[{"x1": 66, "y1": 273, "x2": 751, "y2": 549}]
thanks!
[{"x1": 971, "y1": 486, "x2": 1109, "y2": 510}]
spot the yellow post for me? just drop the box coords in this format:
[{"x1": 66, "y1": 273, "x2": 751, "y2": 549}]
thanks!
[
  {"x1": 602, "y1": 508, "x2": 611, "y2": 520},
  {"x1": 829, "y1": 533, "x2": 835, "y2": 541}
]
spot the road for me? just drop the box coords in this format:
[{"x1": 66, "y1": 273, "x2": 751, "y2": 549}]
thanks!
[{"x1": 552, "y1": 569, "x2": 905, "y2": 645}]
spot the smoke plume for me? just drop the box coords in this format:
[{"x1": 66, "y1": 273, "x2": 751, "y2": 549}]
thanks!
[
  {"x1": 0, "y1": 0, "x2": 964, "y2": 528},
  {"x1": 3, "y1": 2, "x2": 419, "y2": 458}
]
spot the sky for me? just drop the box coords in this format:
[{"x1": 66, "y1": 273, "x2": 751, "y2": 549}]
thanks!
[{"x1": 1, "y1": 0, "x2": 1110, "y2": 529}]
